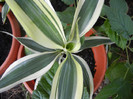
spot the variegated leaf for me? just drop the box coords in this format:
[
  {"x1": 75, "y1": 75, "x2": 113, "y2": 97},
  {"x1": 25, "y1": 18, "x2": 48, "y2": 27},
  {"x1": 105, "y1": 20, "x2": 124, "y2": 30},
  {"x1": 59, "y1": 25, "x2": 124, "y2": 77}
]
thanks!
[
  {"x1": 17, "y1": 37, "x2": 55, "y2": 53},
  {"x1": 32, "y1": 61, "x2": 59, "y2": 99},
  {"x1": 2, "y1": 3, "x2": 10, "y2": 23},
  {"x1": 81, "y1": 36, "x2": 112, "y2": 50},
  {"x1": 44, "y1": 0, "x2": 55, "y2": 11},
  {"x1": 50, "y1": 53, "x2": 83, "y2": 99},
  {"x1": 73, "y1": 55, "x2": 94, "y2": 99},
  {"x1": 70, "y1": 0, "x2": 104, "y2": 37},
  {"x1": 6, "y1": 0, "x2": 66, "y2": 49},
  {"x1": 0, "y1": 51, "x2": 60, "y2": 93}
]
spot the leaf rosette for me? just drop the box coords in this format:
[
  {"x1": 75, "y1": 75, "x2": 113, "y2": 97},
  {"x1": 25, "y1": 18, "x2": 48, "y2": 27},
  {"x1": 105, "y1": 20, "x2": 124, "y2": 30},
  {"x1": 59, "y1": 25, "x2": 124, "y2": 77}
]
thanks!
[{"x1": 0, "y1": 0, "x2": 112, "y2": 99}]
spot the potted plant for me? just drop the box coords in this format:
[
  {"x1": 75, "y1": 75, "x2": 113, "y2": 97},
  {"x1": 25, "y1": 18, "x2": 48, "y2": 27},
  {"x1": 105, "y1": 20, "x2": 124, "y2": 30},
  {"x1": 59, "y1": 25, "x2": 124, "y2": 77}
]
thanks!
[
  {"x1": 17, "y1": 29, "x2": 108, "y2": 95},
  {"x1": 0, "y1": 1, "x2": 21, "y2": 75},
  {"x1": 0, "y1": 0, "x2": 111, "y2": 99}
]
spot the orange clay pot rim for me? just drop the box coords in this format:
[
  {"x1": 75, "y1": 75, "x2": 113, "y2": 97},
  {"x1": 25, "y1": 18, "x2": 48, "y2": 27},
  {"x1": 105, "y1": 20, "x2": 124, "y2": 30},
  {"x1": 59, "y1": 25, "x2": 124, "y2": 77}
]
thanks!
[
  {"x1": 17, "y1": 29, "x2": 107, "y2": 94},
  {"x1": 0, "y1": 4, "x2": 20, "y2": 75}
]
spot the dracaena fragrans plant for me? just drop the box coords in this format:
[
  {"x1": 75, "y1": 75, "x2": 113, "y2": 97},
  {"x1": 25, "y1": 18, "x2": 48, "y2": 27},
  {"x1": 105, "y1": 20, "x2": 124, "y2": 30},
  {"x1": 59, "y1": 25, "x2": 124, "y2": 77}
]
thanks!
[{"x1": 0, "y1": 0, "x2": 111, "y2": 99}]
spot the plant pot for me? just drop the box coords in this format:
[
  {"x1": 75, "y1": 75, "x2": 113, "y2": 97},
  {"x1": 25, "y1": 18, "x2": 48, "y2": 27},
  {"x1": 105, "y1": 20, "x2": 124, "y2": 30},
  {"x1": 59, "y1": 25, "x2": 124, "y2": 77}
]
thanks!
[
  {"x1": 17, "y1": 29, "x2": 107, "y2": 94},
  {"x1": 85, "y1": 29, "x2": 107, "y2": 92},
  {"x1": 0, "y1": 4, "x2": 21, "y2": 75}
]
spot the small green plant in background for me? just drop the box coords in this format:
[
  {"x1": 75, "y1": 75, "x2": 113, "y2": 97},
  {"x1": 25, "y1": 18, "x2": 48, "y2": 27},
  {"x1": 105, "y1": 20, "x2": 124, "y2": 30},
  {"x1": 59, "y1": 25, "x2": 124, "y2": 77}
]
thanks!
[
  {"x1": 98, "y1": 0, "x2": 133, "y2": 50},
  {"x1": 0, "y1": 0, "x2": 112, "y2": 99},
  {"x1": 95, "y1": 0, "x2": 133, "y2": 99}
]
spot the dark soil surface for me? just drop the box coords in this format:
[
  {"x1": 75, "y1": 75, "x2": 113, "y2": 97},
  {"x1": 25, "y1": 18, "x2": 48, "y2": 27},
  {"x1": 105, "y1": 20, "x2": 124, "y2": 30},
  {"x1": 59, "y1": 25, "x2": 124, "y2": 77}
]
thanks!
[
  {"x1": 0, "y1": 13, "x2": 12, "y2": 66},
  {"x1": 51, "y1": 0, "x2": 68, "y2": 11},
  {"x1": 0, "y1": 84, "x2": 28, "y2": 99},
  {"x1": 76, "y1": 48, "x2": 96, "y2": 77}
]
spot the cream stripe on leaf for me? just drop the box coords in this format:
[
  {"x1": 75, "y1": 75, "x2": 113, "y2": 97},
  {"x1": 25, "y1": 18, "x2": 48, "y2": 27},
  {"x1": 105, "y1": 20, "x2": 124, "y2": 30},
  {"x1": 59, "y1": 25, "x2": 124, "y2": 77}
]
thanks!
[
  {"x1": 43, "y1": 0, "x2": 55, "y2": 12},
  {"x1": 80, "y1": 36, "x2": 112, "y2": 50},
  {"x1": 17, "y1": 37, "x2": 55, "y2": 53},
  {"x1": 0, "y1": 51, "x2": 60, "y2": 93},
  {"x1": 73, "y1": 55, "x2": 94, "y2": 99},
  {"x1": 50, "y1": 53, "x2": 83, "y2": 99},
  {"x1": 39, "y1": 0, "x2": 66, "y2": 42},
  {"x1": 50, "y1": 56, "x2": 66, "y2": 99},
  {"x1": 6, "y1": 0, "x2": 65, "y2": 49},
  {"x1": 79, "y1": 0, "x2": 104, "y2": 37},
  {"x1": 70, "y1": 0, "x2": 104, "y2": 37},
  {"x1": 70, "y1": 0, "x2": 85, "y2": 38}
]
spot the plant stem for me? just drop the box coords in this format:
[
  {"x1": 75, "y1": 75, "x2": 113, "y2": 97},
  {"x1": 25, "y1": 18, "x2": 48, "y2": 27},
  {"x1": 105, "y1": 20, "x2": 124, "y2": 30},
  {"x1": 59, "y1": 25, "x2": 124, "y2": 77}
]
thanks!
[
  {"x1": 100, "y1": 16, "x2": 107, "y2": 20},
  {"x1": 123, "y1": 68, "x2": 129, "y2": 80},
  {"x1": 127, "y1": 40, "x2": 133, "y2": 52},
  {"x1": 123, "y1": 47, "x2": 130, "y2": 80},
  {"x1": 125, "y1": 48, "x2": 129, "y2": 62},
  {"x1": 127, "y1": 40, "x2": 131, "y2": 47},
  {"x1": 128, "y1": 47, "x2": 133, "y2": 52}
]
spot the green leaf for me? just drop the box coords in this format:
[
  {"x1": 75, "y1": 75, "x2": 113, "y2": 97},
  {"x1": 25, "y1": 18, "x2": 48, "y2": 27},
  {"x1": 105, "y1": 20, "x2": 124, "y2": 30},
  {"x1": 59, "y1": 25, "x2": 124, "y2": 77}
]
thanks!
[
  {"x1": 106, "y1": 62, "x2": 127, "y2": 82},
  {"x1": 95, "y1": 79, "x2": 133, "y2": 99},
  {"x1": 71, "y1": 0, "x2": 104, "y2": 37},
  {"x1": 6, "y1": 0, "x2": 66, "y2": 49},
  {"x1": 106, "y1": 61, "x2": 133, "y2": 82},
  {"x1": 125, "y1": 63, "x2": 133, "y2": 78},
  {"x1": 2, "y1": 3, "x2": 10, "y2": 23},
  {"x1": 107, "y1": 47, "x2": 121, "y2": 66},
  {"x1": 0, "y1": 51, "x2": 60, "y2": 93},
  {"x1": 50, "y1": 53, "x2": 83, "y2": 99},
  {"x1": 61, "y1": 0, "x2": 75, "y2": 5},
  {"x1": 32, "y1": 62, "x2": 59, "y2": 99},
  {"x1": 100, "y1": 5, "x2": 109, "y2": 17},
  {"x1": 109, "y1": 0, "x2": 128, "y2": 13},
  {"x1": 103, "y1": 61, "x2": 133, "y2": 99},
  {"x1": 106, "y1": 10, "x2": 133, "y2": 39},
  {"x1": 17, "y1": 37, "x2": 55, "y2": 53},
  {"x1": 97, "y1": 20, "x2": 127, "y2": 49},
  {"x1": 130, "y1": 64, "x2": 133, "y2": 74},
  {"x1": 57, "y1": 7, "x2": 75, "y2": 24},
  {"x1": 105, "y1": 0, "x2": 133, "y2": 39},
  {"x1": 80, "y1": 36, "x2": 112, "y2": 50}
]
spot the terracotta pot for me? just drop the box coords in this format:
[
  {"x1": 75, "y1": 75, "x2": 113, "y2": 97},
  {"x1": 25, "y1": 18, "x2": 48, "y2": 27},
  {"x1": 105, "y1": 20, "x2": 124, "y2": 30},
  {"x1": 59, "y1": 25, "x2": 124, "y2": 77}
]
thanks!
[
  {"x1": 17, "y1": 29, "x2": 107, "y2": 94},
  {"x1": 0, "y1": 4, "x2": 21, "y2": 75},
  {"x1": 85, "y1": 29, "x2": 107, "y2": 92}
]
